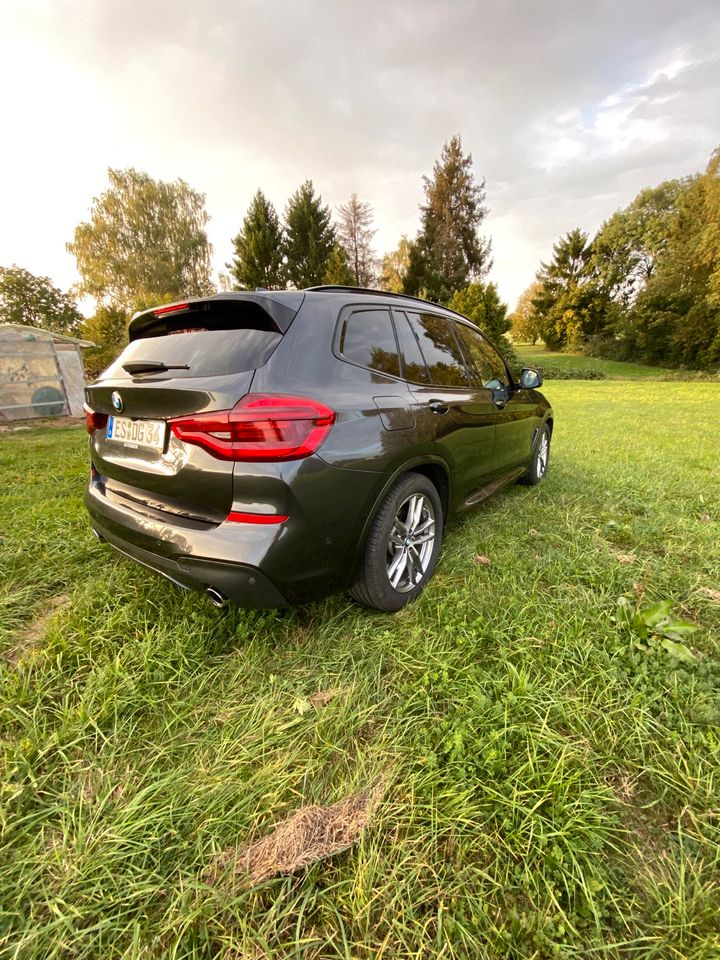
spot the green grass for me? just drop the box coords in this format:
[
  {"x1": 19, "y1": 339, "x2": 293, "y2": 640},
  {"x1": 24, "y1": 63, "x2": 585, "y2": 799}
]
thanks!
[
  {"x1": 516, "y1": 344, "x2": 684, "y2": 380},
  {"x1": 1, "y1": 382, "x2": 719, "y2": 958}
]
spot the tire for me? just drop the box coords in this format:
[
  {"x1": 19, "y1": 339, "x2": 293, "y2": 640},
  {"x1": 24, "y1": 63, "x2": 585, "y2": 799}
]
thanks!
[
  {"x1": 519, "y1": 424, "x2": 551, "y2": 486},
  {"x1": 350, "y1": 472, "x2": 444, "y2": 612}
]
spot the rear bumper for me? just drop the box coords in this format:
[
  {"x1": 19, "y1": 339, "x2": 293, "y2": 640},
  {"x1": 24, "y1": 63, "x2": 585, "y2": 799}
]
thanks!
[
  {"x1": 85, "y1": 459, "x2": 384, "y2": 607},
  {"x1": 92, "y1": 518, "x2": 289, "y2": 607}
]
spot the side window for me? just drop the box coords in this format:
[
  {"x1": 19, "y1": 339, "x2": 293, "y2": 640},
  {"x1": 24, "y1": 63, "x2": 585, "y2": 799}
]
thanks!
[
  {"x1": 454, "y1": 322, "x2": 509, "y2": 389},
  {"x1": 406, "y1": 312, "x2": 471, "y2": 387},
  {"x1": 393, "y1": 310, "x2": 430, "y2": 383},
  {"x1": 340, "y1": 308, "x2": 400, "y2": 378}
]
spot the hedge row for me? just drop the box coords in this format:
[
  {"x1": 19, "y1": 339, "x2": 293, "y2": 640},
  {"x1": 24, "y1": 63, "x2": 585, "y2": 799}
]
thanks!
[{"x1": 523, "y1": 365, "x2": 607, "y2": 381}]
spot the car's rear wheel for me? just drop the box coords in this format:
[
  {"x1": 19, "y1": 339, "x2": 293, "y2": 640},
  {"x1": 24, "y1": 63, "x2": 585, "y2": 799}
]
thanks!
[
  {"x1": 350, "y1": 472, "x2": 444, "y2": 612},
  {"x1": 520, "y1": 423, "x2": 550, "y2": 486}
]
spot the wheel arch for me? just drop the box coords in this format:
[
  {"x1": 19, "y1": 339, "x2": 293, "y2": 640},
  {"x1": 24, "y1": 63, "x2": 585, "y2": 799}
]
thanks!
[{"x1": 354, "y1": 457, "x2": 451, "y2": 564}]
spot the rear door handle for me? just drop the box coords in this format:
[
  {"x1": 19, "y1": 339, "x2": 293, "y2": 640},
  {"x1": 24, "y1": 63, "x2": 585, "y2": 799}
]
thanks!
[{"x1": 427, "y1": 400, "x2": 449, "y2": 415}]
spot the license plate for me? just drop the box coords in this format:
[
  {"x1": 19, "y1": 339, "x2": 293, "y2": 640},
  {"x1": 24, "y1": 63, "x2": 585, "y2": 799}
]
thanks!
[{"x1": 106, "y1": 416, "x2": 165, "y2": 451}]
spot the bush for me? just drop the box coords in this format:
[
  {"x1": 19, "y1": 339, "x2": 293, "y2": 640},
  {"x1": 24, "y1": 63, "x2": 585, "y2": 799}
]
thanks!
[
  {"x1": 581, "y1": 334, "x2": 632, "y2": 362},
  {"x1": 531, "y1": 364, "x2": 607, "y2": 380},
  {"x1": 495, "y1": 335, "x2": 521, "y2": 376}
]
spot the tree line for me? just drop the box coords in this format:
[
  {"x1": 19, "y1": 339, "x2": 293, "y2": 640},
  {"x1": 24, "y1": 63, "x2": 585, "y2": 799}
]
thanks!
[
  {"x1": 511, "y1": 147, "x2": 720, "y2": 370},
  {"x1": 3, "y1": 138, "x2": 717, "y2": 374},
  {"x1": 0, "y1": 135, "x2": 513, "y2": 375}
]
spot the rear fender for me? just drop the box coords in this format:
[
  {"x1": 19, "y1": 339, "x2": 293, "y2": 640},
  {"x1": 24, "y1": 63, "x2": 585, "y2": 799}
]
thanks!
[{"x1": 352, "y1": 456, "x2": 451, "y2": 568}]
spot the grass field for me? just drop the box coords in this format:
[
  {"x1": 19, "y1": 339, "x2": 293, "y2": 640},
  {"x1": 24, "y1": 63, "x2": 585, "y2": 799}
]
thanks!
[
  {"x1": 1, "y1": 382, "x2": 720, "y2": 958},
  {"x1": 515, "y1": 345, "x2": 684, "y2": 380}
]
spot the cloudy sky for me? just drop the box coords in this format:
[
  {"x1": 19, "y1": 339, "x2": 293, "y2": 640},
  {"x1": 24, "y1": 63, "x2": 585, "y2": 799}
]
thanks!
[{"x1": 1, "y1": 0, "x2": 718, "y2": 311}]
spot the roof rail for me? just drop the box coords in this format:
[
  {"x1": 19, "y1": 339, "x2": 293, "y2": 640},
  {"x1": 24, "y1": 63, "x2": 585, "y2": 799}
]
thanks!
[{"x1": 303, "y1": 285, "x2": 445, "y2": 311}]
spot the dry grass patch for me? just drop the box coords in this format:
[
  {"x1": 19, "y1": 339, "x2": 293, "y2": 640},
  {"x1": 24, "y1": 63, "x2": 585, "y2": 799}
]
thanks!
[
  {"x1": 5, "y1": 593, "x2": 70, "y2": 667},
  {"x1": 699, "y1": 587, "x2": 720, "y2": 602},
  {"x1": 209, "y1": 781, "x2": 386, "y2": 888},
  {"x1": 307, "y1": 684, "x2": 353, "y2": 708}
]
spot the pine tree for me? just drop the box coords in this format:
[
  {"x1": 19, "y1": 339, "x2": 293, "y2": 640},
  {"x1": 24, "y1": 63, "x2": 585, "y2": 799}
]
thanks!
[
  {"x1": 283, "y1": 181, "x2": 335, "y2": 288},
  {"x1": 228, "y1": 190, "x2": 285, "y2": 290},
  {"x1": 336, "y1": 194, "x2": 377, "y2": 286},
  {"x1": 533, "y1": 229, "x2": 603, "y2": 350},
  {"x1": 404, "y1": 136, "x2": 491, "y2": 303},
  {"x1": 323, "y1": 245, "x2": 356, "y2": 285}
]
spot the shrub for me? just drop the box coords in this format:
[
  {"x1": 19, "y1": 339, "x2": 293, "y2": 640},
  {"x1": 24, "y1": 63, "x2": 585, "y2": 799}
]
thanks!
[
  {"x1": 495, "y1": 335, "x2": 521, "y2": 376},
  {"x1": 531, "y1": 364, "x2": 607, "y2": 380},
  {"x1": 581, "y1": 334, "x2": 632, "y2": 362}
]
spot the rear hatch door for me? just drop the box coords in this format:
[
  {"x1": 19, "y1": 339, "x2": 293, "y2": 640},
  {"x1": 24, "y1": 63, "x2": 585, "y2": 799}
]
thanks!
[{"x1": 85, "y1": 294, "x2": 302, "y2": 524}]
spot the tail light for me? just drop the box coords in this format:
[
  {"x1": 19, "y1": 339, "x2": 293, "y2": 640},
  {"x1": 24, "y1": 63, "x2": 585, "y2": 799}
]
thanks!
[
  {"x1": 84, "y1": 403, "x2": 108, "y2": 435},
  {"x1": 169, "y1": 394, "x2": 336, "y2": 462},
  {"x1": 154, "y1": 302, "x2": 189, "y2": 317}
]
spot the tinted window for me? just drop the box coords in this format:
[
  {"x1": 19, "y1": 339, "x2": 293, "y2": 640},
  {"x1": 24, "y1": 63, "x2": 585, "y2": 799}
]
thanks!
[
  {"x1": 394, "y1": 311, "x2": 430, "y2": 383},
  {"x1": 406, "y1": 313, "x2": 470, "y2": 387},
  {"x1": 341, "y1": 308, "x2": 400, "y2": 377},
  {"x1": 104, "y1": 329, "x2": 282, "y2": 380},
  {"x1": 454, "y1": 323, "x2": 509, "y2": 388}
]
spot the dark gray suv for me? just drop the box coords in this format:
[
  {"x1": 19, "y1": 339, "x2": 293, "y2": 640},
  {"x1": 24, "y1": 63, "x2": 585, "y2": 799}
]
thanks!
[{"x1": 84, "y1": 286, "x2": 552, "y2": 611}]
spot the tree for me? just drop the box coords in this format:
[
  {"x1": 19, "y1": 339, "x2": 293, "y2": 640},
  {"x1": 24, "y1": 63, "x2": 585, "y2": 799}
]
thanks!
[
  {"x1": 0, "y1": 265, "x2": 82, "y2": 334},
  {"x1": 628, "y1": 149, "x2": 720, "y2": 369},
  {"x1": 404, "y1": 135, "x2": 491, "y2": 303},
  {"x1": 510, "y1": 281, "x2": 544, "y2": 344},
  {"x1": 448, "y1": 282, "x2": 510, "y2": 343},
  {"x1": 379, "y1": 237, "x2": 412, "y2": 293},
  {"x1": 228, "y1": 189, "x2": 285, "y2": 290},
  {"x1": 78, "y1": 305, "x2": 129, "y2": 378},
  {"x1": 68, "y1": 167, "x2": 214, "y2": 310},
  {"x1": 323, "y1": 244, "x2": 356, "y2": 285},
  {"x1": 283, "y1": 181, "x2": 335, "y2": 288},
  {"x1": 449, "y1": 281, "x2": 517, "y2": 368},
  {"x1": 533, "y1": 228, "x2": 606, "y2": 350},
  {"x1": 591, "y1": 178, "x2": 691, "y2": 308},
  {"x1": 693, "y1": 146, "x2": 720, "y2": 308},
  {"x1": 336, "y1": 193, "x2": 377, "y2": 286}
]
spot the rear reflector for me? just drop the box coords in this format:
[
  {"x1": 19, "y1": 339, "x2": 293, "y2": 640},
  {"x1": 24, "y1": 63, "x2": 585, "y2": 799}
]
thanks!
[
  {"x1": 226, "y1": 511, "x2": 288, "y2": 524},
  {"x1": 154, "y1": 302, "x2": 189, "y2": 316},
  {"x1": 169, "y1": 394, "x2": 335, "y2": 462},
  {"x1": 84, "y1": 403, "x2": 108, "y2": 435}
]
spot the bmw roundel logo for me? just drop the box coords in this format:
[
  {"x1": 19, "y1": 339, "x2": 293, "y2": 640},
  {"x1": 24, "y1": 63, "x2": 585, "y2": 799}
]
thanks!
[{"x1": 111, "y1": 391, "x2": 123, "y2": 412}]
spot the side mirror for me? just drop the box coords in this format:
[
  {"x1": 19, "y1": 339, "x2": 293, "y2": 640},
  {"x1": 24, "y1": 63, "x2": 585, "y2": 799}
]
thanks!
[{"x1": 519, "y1": 367, "x2": 543, "y2": 389}]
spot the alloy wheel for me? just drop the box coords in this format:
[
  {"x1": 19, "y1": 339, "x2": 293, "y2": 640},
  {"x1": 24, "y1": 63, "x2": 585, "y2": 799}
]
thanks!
[
  {"x1": 537, "y1": 431, "x2": 549, "y2": 477},
  {"x1": 386, "y1": 493, "x2": 436, "y2": 593}
]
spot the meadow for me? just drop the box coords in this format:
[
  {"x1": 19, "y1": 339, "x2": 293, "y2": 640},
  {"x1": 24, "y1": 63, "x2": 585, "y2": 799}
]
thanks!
[{"x1": 1, "y1": 380, "x2": 719, "y2": 958}]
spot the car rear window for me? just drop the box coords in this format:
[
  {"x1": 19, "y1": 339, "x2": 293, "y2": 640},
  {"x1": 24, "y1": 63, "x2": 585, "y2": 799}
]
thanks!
[
  {"x1": 103, "y1": 328, "x2": 282, "y2": 380},
  {"x1": 102, "y1": 304, "x2": 283, "y2": 380},
  {"x1": 340, "y1": 308, "x2": 400, "y2": 378}
]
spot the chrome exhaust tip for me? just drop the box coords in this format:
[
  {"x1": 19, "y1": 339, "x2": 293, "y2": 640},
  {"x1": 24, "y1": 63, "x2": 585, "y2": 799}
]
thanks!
[{"x1": 206, "y1": 587, "x2": 229, "y2": 609}]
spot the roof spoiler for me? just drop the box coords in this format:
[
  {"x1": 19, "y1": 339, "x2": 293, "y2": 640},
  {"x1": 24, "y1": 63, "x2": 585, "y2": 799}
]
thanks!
[{"x1": 128, "y1": 291, "x2": 305, "y2": 341}]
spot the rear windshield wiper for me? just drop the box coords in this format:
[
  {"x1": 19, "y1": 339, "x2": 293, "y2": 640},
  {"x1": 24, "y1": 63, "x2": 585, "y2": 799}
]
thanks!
[{"x1": 122, "y1": 360, "x2": 190, "y2": 375}]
